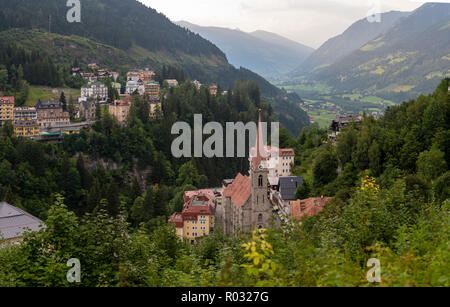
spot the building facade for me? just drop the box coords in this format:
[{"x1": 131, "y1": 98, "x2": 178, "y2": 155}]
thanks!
[
  {"x1": 144, "y1": 81, "x2": 160, "y2": 98},
  {"x1": 13, "y1": 119, "x2": 40, "y2": 137},
  {"x1": 109, "y1": 99, "x2": 131, "y2": 123},
  {"x1": 36, "y1": 100, "x2": 70, "y2": 128},
  {"x1": 0, "y1": 96, "x2": 14, "y2": 124},
  {"x1": 80, "y1": 81, "x2": 108, "y2": 102},
  {"x1": 78, "y1": 99, "x2": 96, "y2": 121},
  {"x1": 14, "y1": 107, "x2": 37, "y2": 121}
]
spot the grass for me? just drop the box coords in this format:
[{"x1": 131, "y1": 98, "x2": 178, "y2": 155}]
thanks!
[{"x1": 26, "y1": 87, "x2": 80, "y2": 106}]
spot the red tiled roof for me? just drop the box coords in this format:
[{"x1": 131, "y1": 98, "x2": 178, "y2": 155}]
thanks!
[
  {"x1": 290, "y1": 197, "x2": 332, "y2": 220},
  {"x1": 184, "y1": 189, "x2": 215, "y2": 203},
  {"x1": 0, "y1": 97, "x2": 15, "y2": 104},
  {"x1": 169, "y1": 213, "x2": 183, "y2": 228},
  {"x1": 223, "y1": 173, "x2": 251, "y2": 207},
  {"x1": 280, "y1": 148, "x2": 295, "y2": 156}
]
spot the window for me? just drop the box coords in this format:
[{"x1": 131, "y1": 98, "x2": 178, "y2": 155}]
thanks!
[
  {"x1": 258, "y1": 175, "x2": 263, "y2": 187},
  {"x1": 258, "y1": 214, "x2": 263, "y2": 223}
]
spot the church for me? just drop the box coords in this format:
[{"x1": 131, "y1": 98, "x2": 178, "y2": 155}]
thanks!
[{"x1": 222, "y1": 110, "x2": 274, "y2": 235}]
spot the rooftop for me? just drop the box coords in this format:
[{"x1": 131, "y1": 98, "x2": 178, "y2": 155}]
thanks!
[
  {"x1": 223, "y1": 173, "x2": 251, "y2": 207},
  {"x1": 279, "y1": 176, "x2": 304, "y2": 201},
  {"x1": 0, "y1": 202, "x2": 45, "y2": 240},
  {"x1": 290, "y1": 197, "x2": 332, "y2": 220}
]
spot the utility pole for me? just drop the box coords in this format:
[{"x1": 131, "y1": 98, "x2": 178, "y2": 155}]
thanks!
[{"x1": 48, "y1": 14, "x2": 51, "y2": 33}]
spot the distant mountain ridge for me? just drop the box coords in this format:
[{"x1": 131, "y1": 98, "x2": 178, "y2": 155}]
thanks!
[
  {"x1": 177, "y1": 21, "x2": 314, "y2": 79},
  {"x1": 291, "y1": 3, "x2": 450, "y2": 101},
  {"x1": 292, "y1": 11, "x2": 410, "y2": 75}
]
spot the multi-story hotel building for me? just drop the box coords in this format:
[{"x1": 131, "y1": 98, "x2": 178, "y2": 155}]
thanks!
[
  {"x1": 169, "y1": 190, "x2": 217, "y2": 243},
  {"x1": 36, "y1": 100, "x2": 70, "y2": 128}
]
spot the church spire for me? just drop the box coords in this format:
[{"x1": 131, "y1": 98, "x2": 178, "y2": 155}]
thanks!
[{"x1": 252, "y1": 109, "x2": 266, "y2": 170}]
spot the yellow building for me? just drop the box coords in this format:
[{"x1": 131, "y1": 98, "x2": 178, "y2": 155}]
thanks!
[
  {"x1": 169, "y1": 190, "x2": 217, "y2": 243},
  {"x1": 0, "y1": 96, "x2": 15, "y2": 124},
  {"x1": 145, "y1": 81, "x2": 160, "y2": 99},
  {"x1": 13, "y1": 120, "x2": 40, "y2": 137}
]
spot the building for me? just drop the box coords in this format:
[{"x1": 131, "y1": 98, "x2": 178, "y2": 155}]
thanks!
[
  {"x1": 192, "y1": 80, "x2": 202, "y2": 90},
  {"x1": 127, "y1": 70, "x2": 141, "y2": 82},
  {"x1": 88, "y1": 63, "x2": 99, "y2": 70},
  {"x1": 165, "y1": 79, "x2": 178, "y2": 87},
  {"x1": 209, "y1": 85, "x2": 218, "y2": 96},
  {"x1": 222, "y1": 110, "x2": 274, "y2": 235},
  {"x1": 80, "y1": 81, "x2": 108, "y2": 102},
  {"x1": 250, "y1": 146, "x2": 295, "y2": 185},
  {"x1": 80, "y1": 72, "x2": 97, "y2": 82},
  {"x1": 290, "y1": 197, "x2": 332, "y2": 221},
  {"x1": 144, "y1": 81, "x2": 160, "y2": 98},
  {"x1": 126, "y1": 80, "x2": 145, "y2": 95},
  {"x1": 140, "y1": 71, "x2": 155, "y2": 83},
  {"x1": 109, "y1": 99, "x2": 131, "y2": 123},
  {"x1": 78, "y1": 99, "x2": 96, "y2": 121},
  {"x1": 112, "y1": 82, "x2": 122, "y2": 95},
  {"x1": 169, "y1": 190, "x2": 217, "y2": 243},
  {"x1": 0, "y1": 202, "x2": 45, "y2": 245},
  {"x1": 36, "y1": 100, "x2": 70, "y2": 128},
  {"x1": 329, "y1": 115, "x2": 363, "y2": 140},
  {"x1": 14, "y1": 107, "x2": 37, "y2": 122},
  {"x1": 278, "y1": 177, "x2": 304, "y2": 202},
  {"x1": 71, "y1": 67, "x2": 82, "y2": 76},
  {"x1": 0, "y1": 97, "x2": 14, "y2": 124},
  {"x1": 13, "y1": 119, "x2": 40, "y2": 137},
  {"x1": 148, "y1": 97, "x2": 162, "y2": 118}
]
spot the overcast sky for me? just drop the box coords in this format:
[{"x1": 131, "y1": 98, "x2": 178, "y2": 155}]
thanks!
[{"x1": 139, "y1": 0, "x2": 428, "y2": 48}]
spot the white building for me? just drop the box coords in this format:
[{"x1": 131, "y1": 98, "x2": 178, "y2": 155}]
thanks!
[
  {"x1": 250, "y1": 146, "x2": 295, "y2": 186},
  {"x1": 126, "y1": 80, "x2": 145, "y2": 95},
  {"x1": 80, "y1": 81, "x2": 108, "y2": 103}
]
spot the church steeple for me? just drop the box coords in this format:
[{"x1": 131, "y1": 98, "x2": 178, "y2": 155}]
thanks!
[{"x1": 252, "y1": 109, "x2": 266, "y2": 171}]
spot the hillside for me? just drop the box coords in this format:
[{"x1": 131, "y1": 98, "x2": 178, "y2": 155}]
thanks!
[
  {"x1": 0, "y1": 0, "x2": 311, "y2": 136},
  {"x1": 314, "y1": 3, "x2": 450, "y2": 100},
  {"x1": 177, "y1": 21, "x2": 314, "y2": 79},
  {"x1": 291, "y1": 11, "x2": 409, "y2": 75}
]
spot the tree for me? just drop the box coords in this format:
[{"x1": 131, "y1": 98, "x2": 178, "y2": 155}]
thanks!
[
  {"x1": 295, "y1": 180, "x2": 310, "y2": 200},
  {"x1": 369, "y1": 140, "x2": 381, "y2": 177},
  {"x1": 313, "y1": 145, "x2": 338, "y2": 187},
  {"x1": 60, "y1": 92, "x2": 67, "y2": 111},
  {"x1": 417, "y1": 147, "x2": 447, "y2": 181}
]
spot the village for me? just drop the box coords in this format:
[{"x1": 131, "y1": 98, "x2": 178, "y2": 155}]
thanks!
[
  {"x1": 0, "y1": 64, "x2": 217, "y2": 143},
  {"x1": 0, "y1": 64, "x2": 335, "y2": 245}
]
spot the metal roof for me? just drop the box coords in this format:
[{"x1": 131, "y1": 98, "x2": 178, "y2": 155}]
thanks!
[
  {"x1": 279, "y1": 176, "x2": 304, "y2": 201},
  {"x1": 0, "y1": 202, "x2": 45, "y2": 240}
]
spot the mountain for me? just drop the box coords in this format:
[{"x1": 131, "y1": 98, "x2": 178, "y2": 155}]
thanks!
[
  {"x1": 312, "y1": 3, "x2": 450, "y2": 100},
  {"x1": 292, "y1": 11, "x2": 409, "y2": 75},
  {"x1": 0, "y1": 0, "x2": 310, "y2": 136},
  {"x1": 177, "y1": 21, "x2": 314, "y2": 79}
]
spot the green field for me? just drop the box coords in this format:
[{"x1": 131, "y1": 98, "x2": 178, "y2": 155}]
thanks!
[{"x1": 26, "y1": 87, "x2": 81, "y2": 106}]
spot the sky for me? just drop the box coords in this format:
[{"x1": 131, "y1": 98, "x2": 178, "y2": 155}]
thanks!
[{"x1": 139, "y1": 0, "x2": 427, "y2": 48}]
